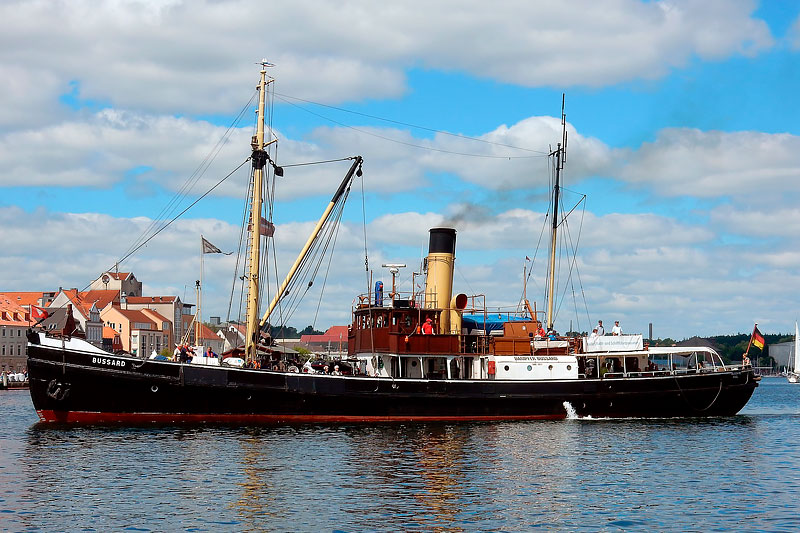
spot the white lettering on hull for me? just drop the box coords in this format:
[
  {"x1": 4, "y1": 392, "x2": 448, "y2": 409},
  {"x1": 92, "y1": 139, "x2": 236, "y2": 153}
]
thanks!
[{"x1": 91, "y1": 356, "x2": 127, "y2": 368}]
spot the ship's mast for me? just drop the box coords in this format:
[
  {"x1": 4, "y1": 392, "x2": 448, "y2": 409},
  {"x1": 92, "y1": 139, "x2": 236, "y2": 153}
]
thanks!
[
  {"x1": 245, "y1": 63, "x2": 270, "y2": 360},
  {"x1": 545, "y1": 95, "x2": 568, "y2": 331}
]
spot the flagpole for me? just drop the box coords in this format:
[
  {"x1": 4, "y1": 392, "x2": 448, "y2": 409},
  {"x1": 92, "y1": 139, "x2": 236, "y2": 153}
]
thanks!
[{"x1": 744, "y1": 323, "x2": 756, "y2": 360}]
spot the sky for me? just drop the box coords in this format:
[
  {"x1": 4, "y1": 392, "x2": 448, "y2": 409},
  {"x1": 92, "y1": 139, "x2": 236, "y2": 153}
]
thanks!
[{"x1": 2, "y1": 0, "x2": 800, "y2": 339}]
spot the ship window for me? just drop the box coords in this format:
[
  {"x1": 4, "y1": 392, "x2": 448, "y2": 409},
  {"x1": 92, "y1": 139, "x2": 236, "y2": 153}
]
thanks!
[
  {"x1": 548, "y1": 365, "x2": 553, "y2": 370},
  {"x1": 567, "y1": 365, "x2": 572, "y2": 371},
  {"x1": 527, "y1": 365, "x2": 532, "y2": 371},
  {"x1": 504, "y1": 365, "x2": 509, "y2": 371}
]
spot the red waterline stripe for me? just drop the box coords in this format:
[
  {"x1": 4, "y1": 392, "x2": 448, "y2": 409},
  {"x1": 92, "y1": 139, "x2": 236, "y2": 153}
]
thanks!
[{"x1": 36, "y1": 410, "x2": 564, "y2": 423}]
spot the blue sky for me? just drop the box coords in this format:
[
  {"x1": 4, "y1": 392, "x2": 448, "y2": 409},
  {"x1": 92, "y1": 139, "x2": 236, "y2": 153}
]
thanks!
[{"x1": 2, "y1": 0, "x2": 800, "y2": 338}]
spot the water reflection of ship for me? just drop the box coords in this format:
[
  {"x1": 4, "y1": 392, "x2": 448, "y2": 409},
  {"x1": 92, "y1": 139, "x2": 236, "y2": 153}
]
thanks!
[
  {"x1": 233, "y1": 429, "x2": 278, "y2": 526},
  {"x1": 412, "y1": 426, "x2": 471, "y2": 532}
]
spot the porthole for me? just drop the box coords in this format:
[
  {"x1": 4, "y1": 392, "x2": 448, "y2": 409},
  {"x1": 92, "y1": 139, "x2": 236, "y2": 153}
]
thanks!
[
  {"x1": 567, "y1": 365, "x2": 572, "y2": 371},
  {"x1": 150, "y1": 385, "x2": 158, "y2": 393},
  {"x1": 548, "y1": 365, "x2": 553, "y2": 370},
  {"x1": 411, "y1": 360, "x2": 418, "y2": 367},
  {"x1": 504, "y1": 365, "x2": 510, "y2": 371},
  {"x1": 527, "y1": 365, "x2": 532, "y2": 371}
]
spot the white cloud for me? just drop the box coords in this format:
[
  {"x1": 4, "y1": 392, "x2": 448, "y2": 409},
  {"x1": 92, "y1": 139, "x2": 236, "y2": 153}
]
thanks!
[
  {"x1": 710, "y1": 205, "x2": 800, "y2": 239},
  {"x1": 0, "y1": 108, "x2": 607, "y2": 198},
  {"x1": 615, "y1": 128, "x2": 800, "y2": 200},
  {"x1": 0, "y1": 0, "x2": 773, "y2": 129},
  {"x1": 0, "y1": 109, "x2": 250, "y2": 192},
  {"x1": 788, "y1": 13, "x2": 800, "y2": 50}
]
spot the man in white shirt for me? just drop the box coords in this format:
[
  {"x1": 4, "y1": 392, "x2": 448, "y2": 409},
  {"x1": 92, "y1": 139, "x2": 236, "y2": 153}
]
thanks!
[
  {"x1": 597, "y1": 320, "x2": 605, "y2": 336},
  {"x1": 611, "y1": 321, "x2": 622, "y2": 336}
]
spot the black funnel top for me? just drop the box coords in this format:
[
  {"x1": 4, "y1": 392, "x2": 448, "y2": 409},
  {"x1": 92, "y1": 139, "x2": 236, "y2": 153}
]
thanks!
[{"x1": 428, "y1": 227, "x2": 456, "y2": 255}]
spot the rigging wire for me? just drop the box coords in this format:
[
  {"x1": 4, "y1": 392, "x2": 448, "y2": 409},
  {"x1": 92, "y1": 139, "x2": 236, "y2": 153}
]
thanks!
[
  {"x1": 274, "y1": 185, "x2": 351, "y2": 324},
  {"x1": 554, "y1": 193, "x2": 587, "y2": 329},
  {"x1": 360, "y1": 168, "x2": 376, "y2": 360},
  {"x1": 226, "y1": 170, "x2": 252, "y2": 325},
  {"x1": 120, "y1": 91, "x2": 257, "y2": 263},
  {"x1": 281, "y1": 157, "x2": 354, "y2": 168},
  {"x1": 228, "y1": 105, "x2": 262, "y2": 325},
  {"x1": 520, "y1": 209, "x2": 550, "y2": 309},
  {"x1": 274, "y1": 94, "x2": 546, "y2": 160},
  {"x1": 273, "y1": 91, "x2": 549, "y2": 155},
  {"x1": 263, "y1": 81, "x2": 279, "y2": 339},
  {"x1": 310, "y1": 214, "x2": 344, "y2": 329},
  {"x1": 112, "y1": 157, "x2": 252, "y2": 270}
]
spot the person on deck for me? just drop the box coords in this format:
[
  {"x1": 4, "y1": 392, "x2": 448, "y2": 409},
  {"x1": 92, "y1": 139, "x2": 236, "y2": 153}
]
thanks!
[
  {"x1": 536, "y1": 324, "x2": 546, "y2": 338},
  {"x1": 206, "y1": 346, "x2": 217, "y2": 358},
  {"x1": 589, "y1": 328, "x2": 599, "y2": 339},
  {"x1": 611, "y1": 321, "x2": 622, "y2": 336},
  {"x1": 422, "y1": 318, "x2": 435, "y2": 335},
  {"x1": 597, "y1": 320, "x2": 605, "y2": 336}
]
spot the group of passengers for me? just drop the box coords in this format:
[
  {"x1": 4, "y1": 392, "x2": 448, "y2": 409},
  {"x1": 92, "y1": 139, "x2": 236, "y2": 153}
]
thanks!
[
  {"x1": 589, "y1": 320, "x2": 622, "y2": 338},
  {"x1": 172, "y1": 344, "x2": 218, "y2": 363},
  {"x1": 533, "y1": 324, "x2": 559, "y2": 340}
]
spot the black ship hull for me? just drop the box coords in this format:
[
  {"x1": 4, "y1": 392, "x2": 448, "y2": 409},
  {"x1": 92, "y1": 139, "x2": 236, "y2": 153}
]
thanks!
[{"x1": 27, "y1": 342, "x2": 758, "y2": 423}]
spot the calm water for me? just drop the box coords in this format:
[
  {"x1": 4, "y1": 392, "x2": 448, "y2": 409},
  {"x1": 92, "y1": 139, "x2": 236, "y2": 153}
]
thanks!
[{"x1": 1, "y1": 379, "x2": 799, "y2": 532}]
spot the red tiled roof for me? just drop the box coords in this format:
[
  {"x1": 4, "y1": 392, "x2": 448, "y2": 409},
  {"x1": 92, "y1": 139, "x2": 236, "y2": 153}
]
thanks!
[
  {"x1": 127, "y1": 296, "x2": 177, "y2": 304},
  {"x1": 57, "y1": 289, "x2": 119, "y2": 317},
  {"x1": 108, "y1": 272, "x2": 131, "y2": 280},
  {"x1": 198, "y1": 323, "x2": 219, "y2": 340},
  {"x1": 0, "y1": 295, "x2": 29, "y2": 325},
  {"x1": 139, "y1": 308, "x2": 171, "y2": 326},
  {"x1": 102, "y1": 326, "x2": 120, "y2": 339},
  {"x1": 113, "y1": 308, "x2": 157, "y2": 328},
  {"x1": 0, "y1": 291, "x2": 45, "y2": 307},
  {"x1": 300, "y1": 325, "x2": 349, "y2": 343}
]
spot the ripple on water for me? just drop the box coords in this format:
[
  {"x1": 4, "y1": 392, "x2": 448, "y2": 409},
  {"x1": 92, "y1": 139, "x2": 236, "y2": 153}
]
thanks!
[{"x1": 1, "y1": 381, "x2": 800, "y2": 530}]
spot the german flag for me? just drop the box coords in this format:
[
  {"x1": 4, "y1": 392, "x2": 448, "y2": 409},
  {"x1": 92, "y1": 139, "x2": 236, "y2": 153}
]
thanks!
[{"x1": 752, "y1": 326, "x2": 765, "y2": 350}]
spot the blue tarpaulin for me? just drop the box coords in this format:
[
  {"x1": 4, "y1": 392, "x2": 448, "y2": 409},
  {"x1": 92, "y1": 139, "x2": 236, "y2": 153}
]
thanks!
[{"x1": 462, "y1": 313, "x2": 530, "y2": 332}]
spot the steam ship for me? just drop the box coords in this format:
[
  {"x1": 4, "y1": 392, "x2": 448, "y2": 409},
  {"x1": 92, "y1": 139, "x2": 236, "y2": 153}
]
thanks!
[{"x1": 26, "y1": 65, "x2": 758, "y2": 423}]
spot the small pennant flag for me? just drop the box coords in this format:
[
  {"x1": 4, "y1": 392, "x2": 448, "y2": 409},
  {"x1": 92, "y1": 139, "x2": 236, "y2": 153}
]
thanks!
[
  {"x1": 752, "y1": 326, "x2": 765, "y2": 350},
  {"x1": 201, "y1": 237, "x2": 231, "y2": 255},
  {"x1": 31, "y1": 305, "x2": 49, "y2": 321}
]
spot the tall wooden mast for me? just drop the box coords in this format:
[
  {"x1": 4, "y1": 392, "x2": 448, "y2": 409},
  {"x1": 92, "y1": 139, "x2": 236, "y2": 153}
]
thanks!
[
  {"x1": 245, "y1": 63, "x2": 270, "y2": 360},
  {"x1": 545, "y1": 95, "x2": 567, "y2": 331}
]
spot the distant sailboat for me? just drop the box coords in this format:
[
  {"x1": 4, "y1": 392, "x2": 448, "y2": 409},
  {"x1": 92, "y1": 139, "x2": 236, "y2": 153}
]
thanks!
[{"x1": 789, "y1": 322, "x2": 800, "y2": 384}]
